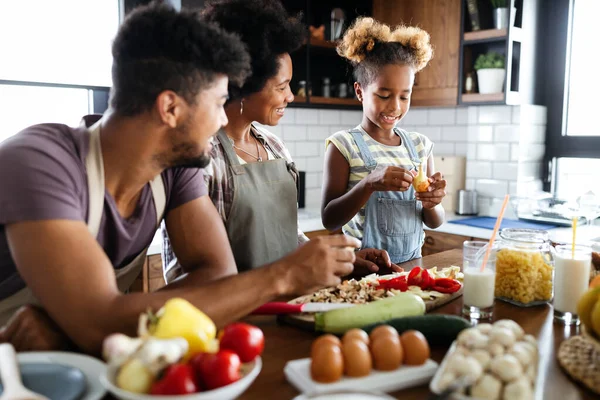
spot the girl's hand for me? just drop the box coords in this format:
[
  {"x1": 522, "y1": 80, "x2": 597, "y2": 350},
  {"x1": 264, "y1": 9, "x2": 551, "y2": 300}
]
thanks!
[
  {"x1": 354, "y1": 248, "x2": 403, "y2": 273},
  {"x1": 415, "y1": 172, "x2": 447, "y2": 209},
  {"x1": 367, "y1": 166, "x2": 414, "y2": 192}
]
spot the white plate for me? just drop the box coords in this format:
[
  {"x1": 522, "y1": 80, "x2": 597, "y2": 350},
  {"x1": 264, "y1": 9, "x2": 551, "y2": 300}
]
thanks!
[
  {"x1": 429, "y1": 341, "x2": 541, "y2": 399},
  {"x1": 284, "y1": 358, "x2": 438, "y2": 395},
  {"x1": 101, "y1": 357, "x2": 261, "y2": 400},
  {"x1": 17, "y1": 351, "x2": 107, "y2": 400}
]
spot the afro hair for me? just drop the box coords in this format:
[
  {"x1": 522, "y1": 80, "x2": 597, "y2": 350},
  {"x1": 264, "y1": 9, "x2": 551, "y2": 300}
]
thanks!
[
  {"x1": 337, "y1": 17, "x2": 433, "y2": 86},
  {"x1": 110, "y1": 1, "x2": 251, "y2": 116},
  {"x1": 202, "y1": 0, "x2": 306, "y2": 101}
]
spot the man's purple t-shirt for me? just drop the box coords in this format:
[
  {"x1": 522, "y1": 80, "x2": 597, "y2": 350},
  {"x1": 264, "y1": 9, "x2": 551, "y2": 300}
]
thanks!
[{"x1": 0, "y1": 116, "x2": 207, "y2": 300}]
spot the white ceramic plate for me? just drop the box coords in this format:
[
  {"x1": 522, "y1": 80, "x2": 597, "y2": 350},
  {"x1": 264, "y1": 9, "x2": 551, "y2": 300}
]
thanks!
[
  {"x1": 284, "y1": 358, "x2": 438, "y2": 395},
  {"x1": 17, "y1": 351, "x2": 107, "y2": 400},
  {"x1": 101, "y1": 357, "x2": 262, "y2": 400}
]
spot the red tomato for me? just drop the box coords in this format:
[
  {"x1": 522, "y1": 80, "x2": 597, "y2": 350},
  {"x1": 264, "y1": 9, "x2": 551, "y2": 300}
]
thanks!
[
  {"x1": 150, "y1": 363, "x2": 198, "y2": 395},
  {"x1": 189, "y1": 350, "x2": 241, "y2": 390},
  {"x1": 219, "y1": 323, "x2": 265, "y2": 362}
]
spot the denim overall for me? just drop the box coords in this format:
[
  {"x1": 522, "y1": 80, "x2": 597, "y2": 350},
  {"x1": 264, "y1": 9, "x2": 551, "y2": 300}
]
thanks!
[{"x1": 349, "y1": 127, "x2": 424, "y2": 264}]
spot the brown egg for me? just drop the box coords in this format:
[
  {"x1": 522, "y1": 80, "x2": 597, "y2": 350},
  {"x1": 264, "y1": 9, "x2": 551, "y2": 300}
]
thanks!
[
  {"x1": 342, "y1": 339, "x2": 372, "y2": 377},
  {"x1": 310, "y1": 342, "x2": 344, "y2": 383},
  {"x1": 311, "y1": 334, "x2": 341, "y2": 354},
  {"x1": 342, "y1": 329, "x2": 370, "y2": 346},
  {"x1": 369, "y1": 325, "x2": 399, "y2": 342},
  {"x1": 400, "y1": 330, "x2": 430, "y2": 366},
  {"x1": 371, "y1": 334, "x2": 403, "y2": 371}
]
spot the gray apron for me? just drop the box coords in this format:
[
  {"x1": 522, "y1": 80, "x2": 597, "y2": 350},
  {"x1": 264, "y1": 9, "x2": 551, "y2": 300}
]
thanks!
[
  {"x1": 0, "y1": 120, "x2": 166, "y2": 325},
  {"x1": 217, "y1": 129, "x2": 298, "y2": 272}
]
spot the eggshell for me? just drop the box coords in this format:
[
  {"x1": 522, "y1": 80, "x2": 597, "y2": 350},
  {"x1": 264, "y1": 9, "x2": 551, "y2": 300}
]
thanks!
[
  {"x1": 342, "y1": 339, "x2": 372, "y2": 377},
  {"x1": 400, "y1": 330, "x2": 430, "y2": 366},
  {"x1": 371, "y1": 334, "x2": 403, "y2": 371},
  {"x1": 310, "y1": 342, "x2": 344, "y2": 383}
]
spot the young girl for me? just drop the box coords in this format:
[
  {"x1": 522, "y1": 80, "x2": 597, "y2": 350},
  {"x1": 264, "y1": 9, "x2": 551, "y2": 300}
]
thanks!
[{"x1": 321, "y1": 17, "x2": 447, "y2": 264}]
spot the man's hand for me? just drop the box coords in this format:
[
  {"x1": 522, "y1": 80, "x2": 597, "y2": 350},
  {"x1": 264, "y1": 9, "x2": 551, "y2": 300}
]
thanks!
[
  {"x1": 0, "y1": 305, "x2": 71, "y2": 352},
  {"x1": 354, "y1": 248, "x2": 404, "y2": 274},
  {"x1": 278, "y1": 234, "x2": 360, "y2": 295},
  {"x1": 415, "y1": 172, "x2": 447, "y2": 209}
]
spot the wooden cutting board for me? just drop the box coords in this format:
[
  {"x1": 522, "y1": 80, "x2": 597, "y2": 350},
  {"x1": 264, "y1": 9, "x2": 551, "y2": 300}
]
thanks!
[{"x1": 279, "y1": 287, "x2": 463, "y2": 332}]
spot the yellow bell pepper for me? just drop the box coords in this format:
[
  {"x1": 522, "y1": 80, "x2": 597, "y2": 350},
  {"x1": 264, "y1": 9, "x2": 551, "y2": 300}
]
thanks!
[{"x1": 148, "y1": 298, "x2": 216, "y2": 357}]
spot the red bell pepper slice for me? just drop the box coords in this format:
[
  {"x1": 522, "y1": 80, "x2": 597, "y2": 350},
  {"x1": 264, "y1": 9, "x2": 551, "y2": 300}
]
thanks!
[
  {"x1": 407, "y1": 267, "x2": 434, "y2": 289},
  {"x1": 431, "y1": 277, "x2": 462, "y2": 294},
  {"x1": 377, "y1": 275, "x2": 408, "y2": 291}
]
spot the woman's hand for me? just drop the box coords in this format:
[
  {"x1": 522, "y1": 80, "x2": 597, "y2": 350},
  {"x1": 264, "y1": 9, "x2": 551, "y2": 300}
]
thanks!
[
  {"x1": 354, "y1": 248, "x2": 404, "y2": 274},
  {"x1": 415, "y1": 172, "x2": 447, "y2": 209}
]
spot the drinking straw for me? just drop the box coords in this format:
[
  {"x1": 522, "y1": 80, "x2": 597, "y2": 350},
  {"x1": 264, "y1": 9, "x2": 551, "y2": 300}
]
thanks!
[
  {"x1": 572, "y1": 217, "x2": 577, "y2": 258},
  {"x1": 480, "y1": 194, "x2": 510, "y2": 272}
]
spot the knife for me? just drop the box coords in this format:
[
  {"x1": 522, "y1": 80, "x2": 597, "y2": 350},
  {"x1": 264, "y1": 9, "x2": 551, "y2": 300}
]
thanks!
[{"x1": 251, "y1": 302, "x2": 354, "y2": 315}]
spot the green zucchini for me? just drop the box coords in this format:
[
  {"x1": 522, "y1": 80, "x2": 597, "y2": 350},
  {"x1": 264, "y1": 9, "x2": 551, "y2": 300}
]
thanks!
[
  {"x1": 362, "y1": 315, "x2": 471, "y2": 346},
  {"x1": 314, "y1": 293, "x2": 425, "y2": 334}
]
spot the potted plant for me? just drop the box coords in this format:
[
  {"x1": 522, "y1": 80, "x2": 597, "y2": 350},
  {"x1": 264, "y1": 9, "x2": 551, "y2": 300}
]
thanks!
[
  {"x1": 491, "y1": 0, "x2": 516, "y2": 29},
  {"x1": 474, "y1": 52, "x2": 506, "y2": 94}
]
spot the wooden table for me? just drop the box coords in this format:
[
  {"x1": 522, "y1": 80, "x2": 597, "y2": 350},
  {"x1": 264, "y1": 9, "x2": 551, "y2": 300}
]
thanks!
[{"x1": 239, "y1": 249, "x2": 598, "y2": 399}]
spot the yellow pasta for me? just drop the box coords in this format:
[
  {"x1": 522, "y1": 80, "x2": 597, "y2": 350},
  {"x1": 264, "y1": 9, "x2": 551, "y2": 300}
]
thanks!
[{"x1": 495, "y1": 249, "x2": 553, "y2": 304}]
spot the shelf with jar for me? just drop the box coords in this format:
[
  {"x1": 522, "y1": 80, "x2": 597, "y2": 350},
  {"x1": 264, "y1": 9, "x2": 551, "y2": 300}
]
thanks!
[
  {"x1": 459, "y1": 0, "x2": 542, "y2": 106},
  {"x1": 282, "y1": 0, "x2": 370, "y2": 109}
]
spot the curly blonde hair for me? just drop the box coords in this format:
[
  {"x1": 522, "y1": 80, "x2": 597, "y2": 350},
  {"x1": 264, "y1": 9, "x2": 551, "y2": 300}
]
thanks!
[{"x1": 337, "y1": 17, "x2": 433, "y2": 85}]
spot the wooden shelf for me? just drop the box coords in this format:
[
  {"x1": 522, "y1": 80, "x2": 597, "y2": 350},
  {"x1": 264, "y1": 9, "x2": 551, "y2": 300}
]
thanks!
[
  {"x1": 461, "y1": 92, "x2": 504, "y2": 103},
  {"x1": 464, "y1": 28, "x2": 507, "y2": 43},
  {"x1": 310, "y1": 96, "x2": 361, "y2": 106},
  {"x1": 308, "y1": 38, "x2": 338, "y2": 49}
]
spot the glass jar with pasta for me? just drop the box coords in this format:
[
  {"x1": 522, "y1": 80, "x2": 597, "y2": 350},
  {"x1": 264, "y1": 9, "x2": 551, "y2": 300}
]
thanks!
[{"x1": 494, "y1": 228, "x2": 555, "y2": 306}]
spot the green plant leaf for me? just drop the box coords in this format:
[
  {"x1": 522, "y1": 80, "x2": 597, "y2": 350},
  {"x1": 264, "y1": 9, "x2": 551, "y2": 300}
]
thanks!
[{"x1": 474, "y1": 52, "x2": 505, "y2": 70}]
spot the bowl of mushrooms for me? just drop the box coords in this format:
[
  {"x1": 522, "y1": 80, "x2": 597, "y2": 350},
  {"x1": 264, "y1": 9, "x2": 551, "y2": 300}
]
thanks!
[{"x1": 430, "y1": 319, "x2": 539, "y2": 400}]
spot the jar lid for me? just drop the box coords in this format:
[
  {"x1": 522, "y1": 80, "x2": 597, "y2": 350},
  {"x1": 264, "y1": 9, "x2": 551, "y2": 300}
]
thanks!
[{"x1": 499, "y1": 228, "x2": 549, "y2": 244}]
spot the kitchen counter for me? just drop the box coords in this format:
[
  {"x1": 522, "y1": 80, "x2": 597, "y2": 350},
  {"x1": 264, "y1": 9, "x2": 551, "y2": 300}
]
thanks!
[{"x1": 147, "y1": 209, "x2": 600, "y2": 256}]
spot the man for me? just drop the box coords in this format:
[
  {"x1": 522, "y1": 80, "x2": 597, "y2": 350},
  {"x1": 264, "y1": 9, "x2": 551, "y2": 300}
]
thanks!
[{"x1": 0, "y1": 3, "x2": 360, "y2": 355}]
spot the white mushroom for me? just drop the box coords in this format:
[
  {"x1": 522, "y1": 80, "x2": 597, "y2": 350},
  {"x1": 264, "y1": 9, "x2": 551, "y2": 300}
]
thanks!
[
  {"x1": 471, "y1": 349, "x2": 492, "y2": 370},
  {"x1": 446, "y1": 353, "x2": 467, "y2": 374},
  {"x1": 493, "y1": 319, "x2": 525, "y2": 340},
  {"x1": 489, "y1": 326, "x2": 516, "y2": 348},
  {"x1": 523, "y1": 334, "x2": 538, "y2": 346},
  {"x1": 471, "y1": 373, "x2": 503, "y2": 400},
  {"x1": 518, "y1": 341, "x2": 539, "y2": 360},
  {"x1": 510, "y1": 342, "x2": 534, "y2": 367},
  {"x1": 437, "y1": 372, "x2": 456, "y2": 391},
  {"x1": 488, "y1": 343, "x2": 505, "y2": 357},
  {"x1": 526, "y1": 363, "x2": 537, "y2": 384},
  {"x1": 490, "y1": 354, "x2": 523, "y2": 382},
  {"x1": 457, "y1": 328, "x2": 485, "y2": 348},
  {"x1": 462, "y1": 356, "x2": 484, "y2": 382},
  {"x1": 503, "y1": 377, "x2": 533, "y2": 400},
  {"x1": 475, "y1": 323, "x2": 493, "y2": 335}
]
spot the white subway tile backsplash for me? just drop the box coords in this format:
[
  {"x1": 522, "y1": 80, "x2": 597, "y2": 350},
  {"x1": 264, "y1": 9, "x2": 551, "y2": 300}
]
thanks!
[
  {"x1": 467, "y1": 161, "x2": 493, "y2": 179},
  {"x1": 478, "y1": 105, "x2": 512, "y2": 124},
  {"x1": 286, "y1": 142, "x2": 296, "y2": 157},
  {"x1": 295, "y1": 109, "x2": 320, "y2": 124},
  {"x1": 512, "y1": 106, "x2": 521, "y2": 124},
  {"x1": 510, "y1": 144, "x2": 519, "y2": 161},
  {"x1": 318, "y1": 110, "x2": 341, "y2": 125},
  {"x1": 305, "y1": 156, "x2": 325, "y2": 172},
  {"x1": 293, "y1": 156, "x2": 307, "y2": 171},
  {"x1": 477, "y1": 143, "x2": 510, "y2": 161},
  {"x1": 280, "y1": 108, "x2": 296, "y2": 124},
  {"x1": 466, "y1": 179, "x2": 476, "y2": 190},
  {"x1": 283, "y1": 126, "x2": 307, "y2": 141},
  {"x1": 429, "y1": 108, "x2": 456, "y2": 125},
  {"x1": 467, "y1": 126, "x2": 493, "y2": 142},
  {"x1": 475, "y1": 179, "x2": 509, "y2": 198},
  {"x1": 509, "y1": 181, "x2": 518, "y2": 195},
  {"x1": 455, "y1": 107, "x2": 469, "y2": 125},
  {"x1": 262, "y1": 124, "x2": 282, "y2": 137},
  {"x1": 306, "y1": 126, "x2": 332, "y2": 142},
  {"x1": 493, "y1": 162, "x2": 519, "y2": 180},
  {"x1": 418, "y1": 126, "x2": 443, "y2": 142},
  {"x1": 467, "y1": 143, "x2": 477, "y2": 159},
  {"x1": 340, "y1": 110, "x2": 362, "y2": 125},
  {"x1": 305, "y1": 188, "x2": 322, "y2": 206},
  {"x1": 435, "y1": 142, "x2": 455, "y2": 155},
  {"x1": 401, "y1": 109, "x2": 428, "y2": 125},
  {"x1": 442, "y1": 126, "x2": 468, "y2": 142},
  {"x1": 455, "y1": 143, "x2": 468, "y2": 157},
  {"x1": 305, "y1": 172, "x2": 321, "y2": 189},
  {"x1": 295, "y1": 142, "x2": 320, "y2": 157},
  {"x1": 494, "y1": 125, "x2": 520, "y2": 143}
]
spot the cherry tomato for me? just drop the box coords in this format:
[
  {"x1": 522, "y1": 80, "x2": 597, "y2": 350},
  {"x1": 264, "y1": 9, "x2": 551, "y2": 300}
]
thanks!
[
  {"x1": 150, "y1": 363, "x2": 198, "y2": 395},
  {"x1": 189, "y1": 350, "x2": 241, "y2": 390},
  {"x1": 219, "y1": 323, "x2": 265, "y2": 363}
]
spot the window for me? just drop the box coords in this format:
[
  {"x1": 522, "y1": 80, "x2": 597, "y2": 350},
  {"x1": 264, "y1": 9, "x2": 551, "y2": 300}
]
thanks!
[
  {"x1": 0, "y1": 1, "x2": 119, "y2": 143},
  {"x1": 544, "y1": 0, "x2": 600, "y2": 201}
]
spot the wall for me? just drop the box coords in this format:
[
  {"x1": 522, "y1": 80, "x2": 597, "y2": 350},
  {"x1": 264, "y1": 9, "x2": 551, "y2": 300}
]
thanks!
[{"x1": 258, "y1": 104, "x2": 547, "y2": 216}]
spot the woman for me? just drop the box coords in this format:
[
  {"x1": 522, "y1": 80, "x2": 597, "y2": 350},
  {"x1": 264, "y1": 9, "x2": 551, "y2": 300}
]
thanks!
[{"x1": 163, "y1": 0, "x2": 400, "y2": 280}]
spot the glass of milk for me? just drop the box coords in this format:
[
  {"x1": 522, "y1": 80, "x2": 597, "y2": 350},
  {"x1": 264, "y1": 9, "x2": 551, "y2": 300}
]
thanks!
[
  {"x1": 462, "y1": 241, "x2": 497, "y2": 319},
  {"x1": 553, "y1": 244, "x2": 592, "y2": 325}
]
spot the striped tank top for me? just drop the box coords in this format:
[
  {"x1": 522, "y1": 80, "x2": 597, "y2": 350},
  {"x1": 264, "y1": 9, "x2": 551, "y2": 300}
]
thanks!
[{"x1": 325, "y1": 125, "x2": 434, "y2": 240}]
